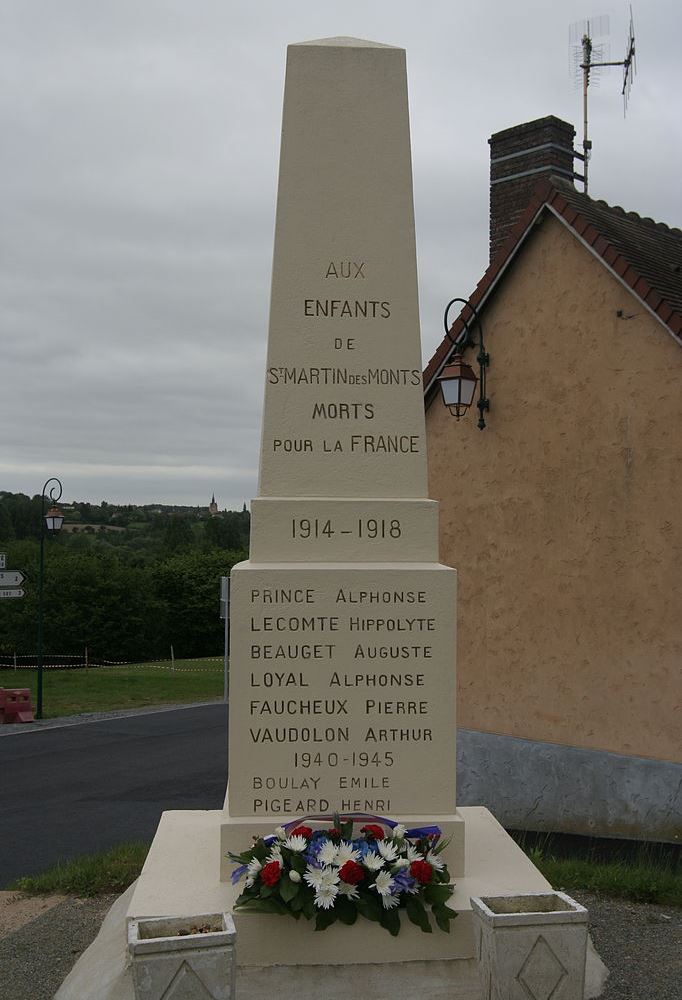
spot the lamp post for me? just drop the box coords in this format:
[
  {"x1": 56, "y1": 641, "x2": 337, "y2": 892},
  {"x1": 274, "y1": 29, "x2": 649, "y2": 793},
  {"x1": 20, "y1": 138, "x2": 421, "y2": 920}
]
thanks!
[
  {"x1": 437, "y1": 297, "x2": 490, "y2": 429},
  {"x1": 36, "y1": 478, "x2": 64, "y2": 720}
]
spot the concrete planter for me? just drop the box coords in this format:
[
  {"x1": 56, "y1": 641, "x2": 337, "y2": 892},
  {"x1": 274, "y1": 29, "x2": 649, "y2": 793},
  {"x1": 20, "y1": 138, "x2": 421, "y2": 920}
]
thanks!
[
  {"x1": 128, "y1": 912, "x2": 236, "y2": 1000},
  {"x1": 470, "y1": 891, "x2": 588, "y2": 1000}
]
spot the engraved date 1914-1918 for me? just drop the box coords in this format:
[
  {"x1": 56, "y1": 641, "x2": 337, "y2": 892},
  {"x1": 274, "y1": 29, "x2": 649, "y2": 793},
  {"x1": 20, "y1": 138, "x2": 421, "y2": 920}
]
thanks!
[{"x1": 292, "y1": 518, "x2": 401, "y2": 540}]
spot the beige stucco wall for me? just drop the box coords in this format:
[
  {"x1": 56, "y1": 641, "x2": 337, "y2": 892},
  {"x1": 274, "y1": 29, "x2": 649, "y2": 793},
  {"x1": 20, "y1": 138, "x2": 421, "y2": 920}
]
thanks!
[{"x1": 426, "y1": 213, "x2": 681, "y2": 763}]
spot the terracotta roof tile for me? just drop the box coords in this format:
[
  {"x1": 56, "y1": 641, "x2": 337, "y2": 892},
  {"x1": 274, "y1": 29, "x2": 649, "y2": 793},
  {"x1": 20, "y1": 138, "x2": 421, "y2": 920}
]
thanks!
[{"x1": 423, "y1": 175, "x2": 682, "y2": 397}]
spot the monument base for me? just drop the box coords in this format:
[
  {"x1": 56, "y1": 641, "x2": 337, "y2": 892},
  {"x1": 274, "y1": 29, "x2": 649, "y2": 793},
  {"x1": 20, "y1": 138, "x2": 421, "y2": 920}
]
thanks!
[
  {"x1": 55, "y1": 806, "x2": 607, "y2": 1000},
  {"x1": 126, "y1": 806, "x2": 547, "y2": 967}
]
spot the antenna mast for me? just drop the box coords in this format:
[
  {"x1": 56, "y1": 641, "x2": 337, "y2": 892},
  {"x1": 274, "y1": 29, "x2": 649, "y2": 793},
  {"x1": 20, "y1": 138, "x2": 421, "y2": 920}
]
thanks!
[{"x1": 572, "y1": 8, "x2": 637, "y2": 194}]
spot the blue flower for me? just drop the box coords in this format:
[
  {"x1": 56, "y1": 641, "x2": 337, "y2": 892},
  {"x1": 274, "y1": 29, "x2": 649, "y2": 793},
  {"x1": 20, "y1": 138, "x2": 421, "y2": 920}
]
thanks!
[{"x1": 392, "y1": 871, "x2": 418, "y2": 895}]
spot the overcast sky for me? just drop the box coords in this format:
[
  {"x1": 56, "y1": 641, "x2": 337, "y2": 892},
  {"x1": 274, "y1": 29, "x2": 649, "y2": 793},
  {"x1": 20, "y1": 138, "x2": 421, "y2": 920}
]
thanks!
[{"x1": 2, "y1": 1, "x2": 680, "y2": 508}]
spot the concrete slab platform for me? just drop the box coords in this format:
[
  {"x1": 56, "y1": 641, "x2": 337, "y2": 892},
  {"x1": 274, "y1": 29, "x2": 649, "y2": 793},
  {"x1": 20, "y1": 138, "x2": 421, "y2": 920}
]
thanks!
[{"x1": 127, "y1": 806, "x2": 549, "y2": 966}]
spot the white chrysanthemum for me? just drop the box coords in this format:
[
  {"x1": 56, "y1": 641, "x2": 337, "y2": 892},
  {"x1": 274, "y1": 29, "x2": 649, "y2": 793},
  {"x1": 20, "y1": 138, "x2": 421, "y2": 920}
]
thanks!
[
  {"x1": 335, "y1": 840, "x2": 361, "y2": 865},
  {"x1": 393, "y1": 858, "x2": 410, "y2": 869},
  {"x1": 372, "y1": 870, "x2": 394, "y2": 896},
  {"x1": 303, "y1": 865, "x2": 325, "y2": 889},
  {"x1": 266, "y1": 845, "x2": 283, "y2": 864},
  {"x1": 284, "y1": 835, "x2": 307, "y2": 853},
  {"x1": 426, "y1": 849, "x2": 446, "y2": 871},
  {"x1": 314, "y1": 884, "x2": 339, "y2": 909},
  {"x1": 382, "y1": 893, "x2": 400, "y2": 909},
  {"x1": 289, "y1": 870, "x2": 301, "y2": 883},
  {"x1": 244, "y1": 857, "x2": 262, "y2": 887},
  {"x1": 405, "y1": 843, "x2": 421, "y2": 862},
  {"x1": 317, "y1": 840, "x2": 338, "y2": 865},
  {"x1": 363, "y1": 851, "x2": 384, "y2": 872},
  {"x1": 319, "y1": 867, "x2": 340, "y2": 889},
  {"x1": 393, "y1": 824, "x2": 406, "y2": 839},
  {"x1": 377, "y1": 839, "x2": 399, "y2": 862},
  {"x1": 275, "y1": 826, "x2": 286, "y2": 840},
  {"x1": 337, "y1": 881, "x2": 360, "y2": 900}
]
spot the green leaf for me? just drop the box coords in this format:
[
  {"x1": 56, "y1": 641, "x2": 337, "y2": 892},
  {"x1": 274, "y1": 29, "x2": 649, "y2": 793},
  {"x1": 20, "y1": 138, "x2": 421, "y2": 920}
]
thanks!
[
  {"x1": 279, "y1": 878, "x2": 300, "y2": 903},
  {"x1": 432, "y1": 905, "x2": 455, "y2": 934},
  {"x1": 315, "y1": 908, "x2": 338, "y2": 931},
  {"x1": 290, "y1": 892, "x2": 305, "y2": 912},
  {"x1": 379, "y1": 906, "x2": 401, "y2": 937},
  {"x1": 227, "y1": 850, "x2": 254, "y2": 865},
  {"x1": 260, "y1": 884, "x2": 274, "y2": 898},
  {"x1": 424, "y1": 884, "x2": 453, "y2": 906},
  {"x1": 252, "y1": 839, "x2": 268, "y2": 862},
  {"x1": 432, "y1": 835, "x2": 452, "y2": 855},
  {"x1": 406, "y1": 896, "x2": 432, "y2": 933},
  {"x1": 302, "y1": 897, "x2": 316, "y2": 921},
  {"x1": 237, "y1": 897, "x2": 286, "y2": 915},
  {"x1": 335, "y1": 896, "x2": 358, "y2": 925},
  {"x1": 355, "y1": 895, "x2": 381, "y2": 923},
  {"x1": 290, "y1": 854, "x2": 306, "y2": 874}
]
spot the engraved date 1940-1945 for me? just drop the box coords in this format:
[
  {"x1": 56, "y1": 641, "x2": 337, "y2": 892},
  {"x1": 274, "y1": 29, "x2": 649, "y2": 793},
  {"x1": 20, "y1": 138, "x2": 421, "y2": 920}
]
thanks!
[{"x1": 293, "y1": 751, "x2": 394, "y2": 767}]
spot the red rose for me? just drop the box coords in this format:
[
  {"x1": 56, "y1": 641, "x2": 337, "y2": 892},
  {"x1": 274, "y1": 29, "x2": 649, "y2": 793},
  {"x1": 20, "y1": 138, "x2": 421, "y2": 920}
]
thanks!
[
  {"x1": 360, "y1": 824, "x2": 384, "y2": 840},
  {"x1": 290, "y1": 826, "x2": 313, "y2": 839},
  {"x1": 410, "y1": 860, "x2": 433, "y2": 884},
  {"x1": 338, "y1": 860, "x2": 365, "y2": 885},
  {"x1": 260, "y1": 861, "x2": 282, "y2": 886},
  {"x1": 327, "y1": 827, "x2": 342, "y2": 840}
]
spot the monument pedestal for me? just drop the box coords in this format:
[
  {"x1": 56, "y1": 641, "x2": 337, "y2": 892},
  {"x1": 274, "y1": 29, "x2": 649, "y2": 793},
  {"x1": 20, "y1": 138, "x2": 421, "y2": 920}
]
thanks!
[{"x1": 126, "y1": 806, "x2": 549, "y2": 969}]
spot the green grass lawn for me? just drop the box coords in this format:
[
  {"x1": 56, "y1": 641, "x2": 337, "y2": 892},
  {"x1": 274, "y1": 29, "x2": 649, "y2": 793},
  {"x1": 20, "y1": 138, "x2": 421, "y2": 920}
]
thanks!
[{"x1": 0, "y1": 659, "x2": 224, "y2": 718}]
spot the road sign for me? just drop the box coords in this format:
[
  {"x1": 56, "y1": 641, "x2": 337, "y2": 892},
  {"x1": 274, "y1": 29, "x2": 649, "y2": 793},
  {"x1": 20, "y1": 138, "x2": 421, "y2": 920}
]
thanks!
[
  {"x1": 0, "y1": 588, "x2": 24, "y2": 599},
  {"x1": 0, "y1": 553, "x2": 5, "y2": 569},
  {"x1": 0, "y1": 570, "x2": 25, "y2": 587}
]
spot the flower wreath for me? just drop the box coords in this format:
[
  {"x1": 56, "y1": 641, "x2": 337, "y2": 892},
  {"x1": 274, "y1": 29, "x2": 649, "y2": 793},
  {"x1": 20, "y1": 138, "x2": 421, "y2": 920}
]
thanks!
[{"x1": 228, "y1": 812, "x2": 456, "y2": 936}]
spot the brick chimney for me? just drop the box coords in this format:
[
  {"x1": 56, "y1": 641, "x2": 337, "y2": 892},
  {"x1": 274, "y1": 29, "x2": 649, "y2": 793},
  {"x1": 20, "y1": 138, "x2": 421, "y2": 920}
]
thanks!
[{"x1": 489, "y1": 116, "x2": 577, "y2": 263}]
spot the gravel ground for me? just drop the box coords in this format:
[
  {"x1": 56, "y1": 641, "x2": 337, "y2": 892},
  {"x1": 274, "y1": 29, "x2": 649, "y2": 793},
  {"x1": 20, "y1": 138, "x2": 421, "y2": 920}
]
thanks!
[
  {"x1": 574, "y1": 891, "x2": 682, "y2": 1000},
  {"x1": 0, "y1": 889, "x2": 679, "y2": 999},
  {"x1": 0, "y1": 895, "x2": 116, "y2": 1000}
]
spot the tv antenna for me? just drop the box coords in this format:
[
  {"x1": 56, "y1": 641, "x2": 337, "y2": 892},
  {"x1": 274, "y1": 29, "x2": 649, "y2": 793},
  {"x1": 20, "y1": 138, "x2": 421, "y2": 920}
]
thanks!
[{"x1": 569, "y1": 7, "x2": 637, "y2": 194}]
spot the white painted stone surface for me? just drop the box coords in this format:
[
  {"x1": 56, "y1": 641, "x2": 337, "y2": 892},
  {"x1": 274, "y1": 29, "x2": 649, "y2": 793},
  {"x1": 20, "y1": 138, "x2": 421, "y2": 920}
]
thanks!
[
  {"x1": 128, "y1": 912, "x2": 236, "y2": 1000},
  {"x1": 471, "y1": 892, "x2": 589, "y2": 1000},
  {"x1": 259, "y1": 37, "x2": 426, "y2": 500},
  {"x1": 129, "y1": 808, "x2": 547, "y2": 967},
  {"x1": 227, "y1": 562, "x2": 457, "y2": 819},
  {"x1": 223, "y1": 36, "x2": 463, "y2": 881}
]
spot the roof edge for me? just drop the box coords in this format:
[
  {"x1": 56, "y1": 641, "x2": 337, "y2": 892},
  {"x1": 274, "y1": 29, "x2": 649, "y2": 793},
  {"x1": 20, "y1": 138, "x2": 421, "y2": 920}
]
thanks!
[{"x1": 423, "y1": 178, "x2": 682, "y2": 400}]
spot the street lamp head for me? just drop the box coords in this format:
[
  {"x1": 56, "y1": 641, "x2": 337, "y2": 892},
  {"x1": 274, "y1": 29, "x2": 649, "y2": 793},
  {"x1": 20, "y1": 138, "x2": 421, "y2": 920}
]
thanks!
[
  {"x1": 437, "y1": 297, "x2": 490, "y2": 430},
  {"x1": 438, "y1": 353, "x2": 478, "y2": 419},
  {"x1": 45, "y1": 505, "x2": 64, "y2": 532}
]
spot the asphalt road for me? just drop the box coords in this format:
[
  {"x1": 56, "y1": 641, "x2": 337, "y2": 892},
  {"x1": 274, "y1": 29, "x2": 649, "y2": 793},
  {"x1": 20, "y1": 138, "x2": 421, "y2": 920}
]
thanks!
[{"x1": 0, "y1": 704, "x2": 227, "y2": 888}]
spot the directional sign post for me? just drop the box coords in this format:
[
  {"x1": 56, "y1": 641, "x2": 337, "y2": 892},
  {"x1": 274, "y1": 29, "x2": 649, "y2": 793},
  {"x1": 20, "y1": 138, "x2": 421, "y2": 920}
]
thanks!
[
  {"x1": 0, "y1": 570, "x2": 25, "y2": 587},
  {"x1": 0, "y1": 588, "x2": 25, "y2": 599}
]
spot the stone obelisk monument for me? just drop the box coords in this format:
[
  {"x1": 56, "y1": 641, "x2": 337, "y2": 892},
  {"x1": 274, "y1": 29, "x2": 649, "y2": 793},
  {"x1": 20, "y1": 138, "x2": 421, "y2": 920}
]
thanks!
[
  {"x1": 56, "y1": 36, "x2": 571, "y2": 1000},
  {"x1": 221, "y1": 35, "x2": 464, "y2": 908},
  {"x1": 56, "y1": 38, "x2": 563, "y2": 1000}
]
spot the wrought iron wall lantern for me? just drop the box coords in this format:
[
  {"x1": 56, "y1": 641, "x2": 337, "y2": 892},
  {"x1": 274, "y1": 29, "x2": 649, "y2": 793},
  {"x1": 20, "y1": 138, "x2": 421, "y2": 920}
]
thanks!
[{"x1": 438, "y1": 297, "x2": 490, "y2": 429}]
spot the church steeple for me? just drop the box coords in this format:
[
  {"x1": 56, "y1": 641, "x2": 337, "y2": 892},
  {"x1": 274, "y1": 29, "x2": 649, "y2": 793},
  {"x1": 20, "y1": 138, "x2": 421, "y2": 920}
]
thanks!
[{"x1": 208, "y1": 494, "x2": 218, "y2": 517}]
